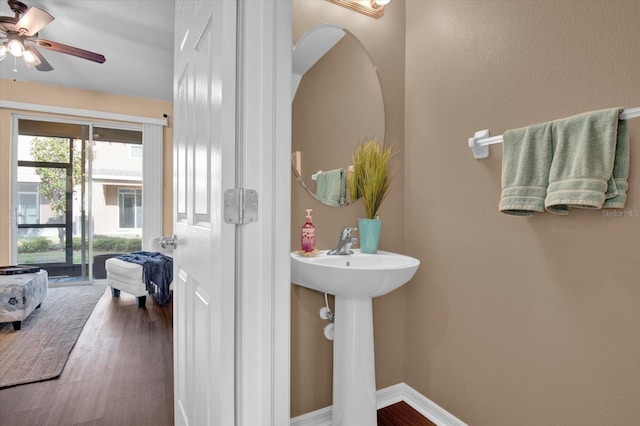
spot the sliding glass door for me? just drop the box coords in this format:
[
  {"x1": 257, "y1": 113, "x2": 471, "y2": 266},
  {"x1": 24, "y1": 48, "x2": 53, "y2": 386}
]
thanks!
[
  {"x1": 89, "y1": 126, "x2": 144, "y2": 281},
  {"x1": 14, "y1": 118, "x2": 143, "y2": 282}
]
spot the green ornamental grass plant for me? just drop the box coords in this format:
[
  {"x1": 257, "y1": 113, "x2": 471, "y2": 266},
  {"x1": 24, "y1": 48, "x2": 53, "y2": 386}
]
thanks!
[{"x1": 348, "y1": 139, "x2": 395, "y2": 219}]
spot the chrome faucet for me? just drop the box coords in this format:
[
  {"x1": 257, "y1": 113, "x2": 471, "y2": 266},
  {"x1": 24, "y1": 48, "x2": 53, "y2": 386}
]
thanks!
[{"x1": 328, "y1": 226, "x2": 358, "y2": 255}]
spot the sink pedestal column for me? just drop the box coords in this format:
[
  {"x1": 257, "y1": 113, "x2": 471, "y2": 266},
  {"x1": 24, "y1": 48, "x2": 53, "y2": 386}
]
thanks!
[{"x1": 332, "y1": 296, "x2": 377, "y2": 426}]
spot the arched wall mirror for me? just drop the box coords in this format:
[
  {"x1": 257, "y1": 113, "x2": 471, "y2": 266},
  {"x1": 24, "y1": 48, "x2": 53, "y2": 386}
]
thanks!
[{"x1": 292, "y1": 24, "x2": 385, "y2": 207}]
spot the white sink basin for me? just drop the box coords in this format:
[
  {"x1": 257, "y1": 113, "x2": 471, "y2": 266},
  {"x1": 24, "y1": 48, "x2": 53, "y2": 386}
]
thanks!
[
  {"x1": 291, "y1": 249, "x2": 420, "y2": 298},
  {"x1": 291, "y1": 249, "x2": 420, "y2": 425}
]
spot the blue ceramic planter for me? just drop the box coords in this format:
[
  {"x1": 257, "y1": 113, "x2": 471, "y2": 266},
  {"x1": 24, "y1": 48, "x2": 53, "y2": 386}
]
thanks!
[{"x1": 357, "y1": 218, "x2": 382, "y2": 253}]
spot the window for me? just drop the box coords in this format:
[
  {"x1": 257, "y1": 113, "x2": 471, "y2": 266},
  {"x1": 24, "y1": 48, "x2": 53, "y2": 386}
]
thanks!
[
  {"x1": 17, "y1": 191, "x2": 40, "y2": 225},
  {"x1": 129, "y1": 144, "x2": 143, "y2": 159},
  {"x1": 118, "y1": 188, "x2": 142, "y2": 229}
]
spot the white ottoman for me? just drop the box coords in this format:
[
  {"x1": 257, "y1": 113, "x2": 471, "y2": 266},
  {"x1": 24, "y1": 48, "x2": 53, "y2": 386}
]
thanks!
[
  {"x1": 105, "y1": 258, "x2": 149, "y2": 308},
  {"x1": 0, "y1": 270, "x2": 48, "y2": 330}
]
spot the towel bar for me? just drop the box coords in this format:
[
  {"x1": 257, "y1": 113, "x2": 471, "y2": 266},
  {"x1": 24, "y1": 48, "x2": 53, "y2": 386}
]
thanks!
[
  {"x1": 313, "y1": 166, "x2": 355, "y2": 180},
  {"x1": 468, "y1": 107, "x2": 640, "y2": 159}
]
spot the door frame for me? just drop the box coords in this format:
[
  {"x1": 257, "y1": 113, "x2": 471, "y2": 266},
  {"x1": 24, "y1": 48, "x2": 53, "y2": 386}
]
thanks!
[{"x1": 233, "y1": 1, "x2": 291, "y2": 424}]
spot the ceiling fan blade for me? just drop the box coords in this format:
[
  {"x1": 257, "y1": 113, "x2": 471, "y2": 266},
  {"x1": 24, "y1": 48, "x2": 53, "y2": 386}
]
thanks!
[
  {"x1": 25, "y1": 45, "x2": 53, "y2": 71},
  {"x1": 16, "y1": 7, "x2": 54, "y2": 36},
  {"x1": 36, "y1": 39, "x2": 106, "y2": 64}
]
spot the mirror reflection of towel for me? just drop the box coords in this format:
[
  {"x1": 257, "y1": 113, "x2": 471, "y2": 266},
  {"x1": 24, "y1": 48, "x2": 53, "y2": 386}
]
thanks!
[{"x1": 314, "y1": 168, "x2": 346, "y2": 207}]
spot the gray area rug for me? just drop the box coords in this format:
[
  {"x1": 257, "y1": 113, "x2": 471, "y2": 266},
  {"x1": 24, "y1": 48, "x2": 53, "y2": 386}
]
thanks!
[{"x1": 0, "y1": 284, "x2": 107, "y2": 388}]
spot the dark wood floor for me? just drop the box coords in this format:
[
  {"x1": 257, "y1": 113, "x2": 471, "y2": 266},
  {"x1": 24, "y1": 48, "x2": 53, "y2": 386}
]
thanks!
[
  {"x1": 0, "y1": 287, "x2": 174, "y2": 426},
  {"x1": 0, "y1": 286, "x2": 435, "y2": 425},
  {"x1": 378, "y1": 401, "x2": 437, "y2": 425}
]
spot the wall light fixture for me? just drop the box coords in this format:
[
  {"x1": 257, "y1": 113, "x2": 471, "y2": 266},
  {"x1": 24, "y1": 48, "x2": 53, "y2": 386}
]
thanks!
[{"x1": 326, "y1": 0, "x2": 391, "y2": 20}]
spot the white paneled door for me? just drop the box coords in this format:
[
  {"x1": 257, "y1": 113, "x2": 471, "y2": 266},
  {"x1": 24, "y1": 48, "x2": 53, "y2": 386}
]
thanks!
[
  {"x1": 173, "y1": 1, "x2": 292, "y2": 425},
  {"x1": 173, "y1": 1, "x2": 237, "y2": 425}
]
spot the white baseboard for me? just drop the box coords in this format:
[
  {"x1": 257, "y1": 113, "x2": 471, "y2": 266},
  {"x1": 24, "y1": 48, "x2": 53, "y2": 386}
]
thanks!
[
  {"x1": 290, "y1": 382, "x2": 467, "y2": 426},
  {"x1": 289, "y1": 405, "x2": 332, "y2": 426}
]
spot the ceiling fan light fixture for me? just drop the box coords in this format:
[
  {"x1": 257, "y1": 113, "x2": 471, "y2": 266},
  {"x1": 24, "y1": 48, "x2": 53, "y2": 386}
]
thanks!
[
  {"x1": 23, "y1": 46, "x2": 41, "y2": 67},
  {"x1": 7, "y1": 34, "x2": 25, "y2": 57},
  {"x1": 0, "y1": 1, "x2": 105, "y2": 72}
]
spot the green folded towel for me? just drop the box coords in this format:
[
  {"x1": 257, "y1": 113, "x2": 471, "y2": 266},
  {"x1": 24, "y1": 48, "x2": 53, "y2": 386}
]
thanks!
[
  {"x1": 500, "y1": 108, "x2": 629, "y2": 217},
  {"x1": 500, "y1": 122, "x2": 554, "y2": 216},
  {"x1": 602, "y1": 119, "x2": 629, "y2": 208},
  {"x1": 314, "y1": 168, "x2": 346, "y2": 207},
  {"x1": 545, "y1": 108, "x2": 626, "y2": 214}
]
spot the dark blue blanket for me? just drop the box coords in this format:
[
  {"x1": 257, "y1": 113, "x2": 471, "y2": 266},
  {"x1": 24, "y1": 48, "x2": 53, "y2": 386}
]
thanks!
[{"x1": 116, "y1": 251, "x2": 173, "y2": 306}]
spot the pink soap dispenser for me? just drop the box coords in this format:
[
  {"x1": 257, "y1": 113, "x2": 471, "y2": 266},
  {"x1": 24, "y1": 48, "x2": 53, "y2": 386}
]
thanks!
[{"x1": 301, "y1": 209, "x2": 316, "y2": 253}]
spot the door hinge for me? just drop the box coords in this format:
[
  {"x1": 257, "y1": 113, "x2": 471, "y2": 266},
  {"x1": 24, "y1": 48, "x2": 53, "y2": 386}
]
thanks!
[{"x1": 224, "y1": 188, "x2": 259, "y2": 224}]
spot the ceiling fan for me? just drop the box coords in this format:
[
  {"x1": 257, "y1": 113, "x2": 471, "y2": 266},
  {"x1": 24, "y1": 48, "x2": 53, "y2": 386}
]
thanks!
[{"x1": 0, "y1": 0, "x2": 105, "y2": 71}]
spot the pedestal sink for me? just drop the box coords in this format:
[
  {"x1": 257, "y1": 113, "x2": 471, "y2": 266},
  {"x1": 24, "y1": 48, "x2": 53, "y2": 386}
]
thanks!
[{"x1": 291, "y1": 249, "x2": 420, "y2": 426}]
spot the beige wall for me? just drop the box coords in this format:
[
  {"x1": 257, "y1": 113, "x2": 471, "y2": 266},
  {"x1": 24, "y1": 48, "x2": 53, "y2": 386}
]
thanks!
[
  {"x1": 291, "y1": 0, "x2": 406, "y2": 417},
  {"x1": 405, "y1": 1, "x2": 640, "y2": 425},
  {"x1": 0, "y1": 79, "x2": 173, "y2": 265}
]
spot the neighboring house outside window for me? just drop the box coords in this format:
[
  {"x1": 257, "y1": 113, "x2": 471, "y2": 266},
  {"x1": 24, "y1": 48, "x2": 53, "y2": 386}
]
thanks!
[
  {"x1": 17, "y1": 185, "x2": 40, "y2": 225},
  {"x1": 92, "y1": 141, "x2": 143, "y2": 236}
]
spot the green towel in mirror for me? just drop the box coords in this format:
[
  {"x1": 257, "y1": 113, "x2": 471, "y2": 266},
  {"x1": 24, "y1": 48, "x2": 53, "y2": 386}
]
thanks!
[{"x1": 314, "y1": 168, "x2": 346, "y2": 207}]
